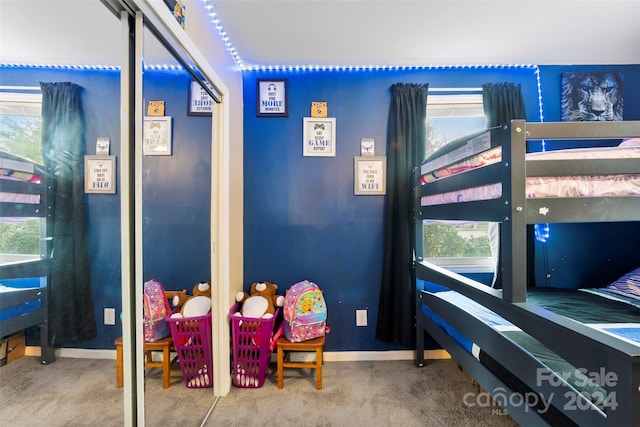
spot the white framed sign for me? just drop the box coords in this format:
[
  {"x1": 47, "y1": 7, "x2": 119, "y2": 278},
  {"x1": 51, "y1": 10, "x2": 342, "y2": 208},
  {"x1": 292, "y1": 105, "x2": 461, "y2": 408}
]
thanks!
[
  {"x1": 303, "y1": 117, "x2": 336, "y2": 157},
  {"x1": 143, "y1": 116, "x2": 172, "y2": 155},
  {"x1": 85, "y1": 155, "x2": 116, "y2": 194},
  {"x1": 354, "y1": 156, "x2": 386, "y2": 195}
]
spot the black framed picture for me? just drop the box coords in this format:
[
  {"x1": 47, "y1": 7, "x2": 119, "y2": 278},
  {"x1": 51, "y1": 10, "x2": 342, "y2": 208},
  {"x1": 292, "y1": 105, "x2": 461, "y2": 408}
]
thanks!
[
  {"x1": 188, "y1": 80, "x2": 213, "y2": 116},
  {"x1": 256, "y1": 79, "x2": 288, "y2": 117}
]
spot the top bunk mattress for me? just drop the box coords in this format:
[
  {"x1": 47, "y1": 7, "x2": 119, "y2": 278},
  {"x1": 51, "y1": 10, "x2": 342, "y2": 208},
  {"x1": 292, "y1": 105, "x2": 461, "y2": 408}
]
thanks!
[
  {"x1": 420, "y1": 145, "x2": 640, "y2": 206},
  {"x1": 0, "y1": 153, "x2": 44, "y2": 212}
]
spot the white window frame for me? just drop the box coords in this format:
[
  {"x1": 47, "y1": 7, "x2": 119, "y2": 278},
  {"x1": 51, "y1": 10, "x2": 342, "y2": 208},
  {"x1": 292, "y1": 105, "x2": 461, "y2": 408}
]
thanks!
[
  {"x1": 0, "y1": 88, "x2": 45, "y2": 267},
  {"x1": 424, "y1": 91, "x2": 496, "y2": 274},
  {"x1": 0, "y1": 90, "x2": 43, "y2": 117}
]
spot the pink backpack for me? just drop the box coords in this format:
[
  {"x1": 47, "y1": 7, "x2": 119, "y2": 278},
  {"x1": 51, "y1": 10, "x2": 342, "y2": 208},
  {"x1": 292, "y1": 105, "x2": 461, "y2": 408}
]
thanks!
[
  {"x1": 283, "y1": 280, "x2": 328, "y2": 342},
  {"x1": 143, "y1": 279, "x2": 170, "y2": 342}
]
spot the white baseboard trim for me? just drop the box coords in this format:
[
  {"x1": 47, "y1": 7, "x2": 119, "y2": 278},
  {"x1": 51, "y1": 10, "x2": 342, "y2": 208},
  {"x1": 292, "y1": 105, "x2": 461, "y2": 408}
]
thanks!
[
  {"x1": 326, "y1": 349, "x2": 450, "y2": 362},
  {"x1": 272, "y1": 349, "x2": 450, "y2": 363},
  {"x1": 25, "y1": 346, "x2": 116, "y2": 360},
  {"x1": 26, "y1": 346, "x2": 450, "y2": 363}
]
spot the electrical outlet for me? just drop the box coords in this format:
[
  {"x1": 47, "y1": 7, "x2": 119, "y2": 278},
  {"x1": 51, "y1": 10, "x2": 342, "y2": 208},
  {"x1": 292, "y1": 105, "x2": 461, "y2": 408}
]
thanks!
[
  {"x1": 104, "y1": 308, "x2": 116, "y2": 325},
  {"x1": 356, "y1": 309, "x2": 367, "y2": 327}
]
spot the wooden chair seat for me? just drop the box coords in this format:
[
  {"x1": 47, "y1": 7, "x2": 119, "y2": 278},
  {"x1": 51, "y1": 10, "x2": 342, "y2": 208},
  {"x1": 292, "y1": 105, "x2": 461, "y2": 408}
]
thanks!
[
  {"x1": 115, "y1": 335, "x2": 178, "y2": 389},
  {"x1": 276, "y1": 335, "x2": 325, "y2": 390}
]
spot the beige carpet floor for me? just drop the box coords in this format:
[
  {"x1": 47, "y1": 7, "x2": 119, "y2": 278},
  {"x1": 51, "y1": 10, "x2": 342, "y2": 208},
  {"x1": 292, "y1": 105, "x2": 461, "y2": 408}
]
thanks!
[
  {"x1": 207, "y1": 358, "x2": 518, "y2": 427},
  {"x1": 0, "y1": 355, "x2": 518, "y2": 426},
  {"x1": 0, "y1": 355, "x2": 213, "y2": 426}
]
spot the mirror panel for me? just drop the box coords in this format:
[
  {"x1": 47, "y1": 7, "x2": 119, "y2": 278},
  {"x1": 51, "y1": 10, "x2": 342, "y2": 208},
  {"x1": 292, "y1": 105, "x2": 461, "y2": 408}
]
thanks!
[
  {"x1": 141, "y1": 18, "x2": 214, "y2": 425},
  {"x1": 0, "y1": 2, "x2": 215, "y2": 425},
  {"x1": 0, "y1": 1, "x2": 125, "y2": 423}
]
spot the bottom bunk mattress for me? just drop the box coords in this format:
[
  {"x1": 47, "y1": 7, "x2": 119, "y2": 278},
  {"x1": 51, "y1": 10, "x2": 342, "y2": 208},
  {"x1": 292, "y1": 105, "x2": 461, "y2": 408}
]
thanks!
[
  {"x1": 419, "y1": 277, "x2": 640, "y2": 426},
  {"x1": 0, "y1": 277, "x2": 47, "y2": 337},
  {"x1": 420, "y1": 264, "x2": 640, "y2": 353}
]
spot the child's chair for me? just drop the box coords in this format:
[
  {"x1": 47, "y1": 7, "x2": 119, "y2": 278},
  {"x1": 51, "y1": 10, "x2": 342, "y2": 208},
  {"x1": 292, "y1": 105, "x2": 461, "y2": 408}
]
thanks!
[{"x1": 114, "y1": 289, "x2": 186, "y2": 389}]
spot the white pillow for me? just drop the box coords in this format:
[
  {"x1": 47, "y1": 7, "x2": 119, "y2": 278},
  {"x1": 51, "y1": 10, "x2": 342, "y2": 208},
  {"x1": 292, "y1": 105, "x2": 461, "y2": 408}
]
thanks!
[{"x1": 182, "y1": 295, "x2": 211, "y2": 317}]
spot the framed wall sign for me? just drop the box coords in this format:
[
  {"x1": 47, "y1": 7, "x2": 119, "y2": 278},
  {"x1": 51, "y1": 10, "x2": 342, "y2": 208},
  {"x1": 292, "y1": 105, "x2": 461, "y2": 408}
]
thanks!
[
  {"x1": 257, "y1": 79, "x2": 288, "y2": 117},
  {"x1": 143, "y1": 116, "x2": 173, "y2": 155},
  {"x1": 303, "y1": 117, "x2": 336, "y2": 157},
  {"x1": 360, "y1": 138, "x2": 375, "y2": 156},
  {"x1": 354, "y1": 156, "x2": 386, "y2": 195},
  {"x1": 85, "y1": 155, "x2": 116, "y2": 194},
  {"x1": 188, "y1": 80, "x2": 214, "y2": 116}
]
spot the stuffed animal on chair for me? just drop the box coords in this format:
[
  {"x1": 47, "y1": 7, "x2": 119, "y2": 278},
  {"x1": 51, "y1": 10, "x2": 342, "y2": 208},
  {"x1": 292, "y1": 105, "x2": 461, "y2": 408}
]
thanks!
[
  {"x1": 234, "y1": 281, "x2": 284, "y2": 319},
  {"x1": 170, "y1": 281, "x2": 212, "y2": 318}
]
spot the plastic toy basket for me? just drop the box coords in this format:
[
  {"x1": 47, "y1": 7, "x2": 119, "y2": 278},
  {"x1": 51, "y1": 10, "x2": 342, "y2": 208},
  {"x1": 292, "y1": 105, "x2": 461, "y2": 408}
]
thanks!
[
  {"x1": 229, "y1": 303, "x2": 280, "y2": 388},
  {"x1": 166, "y1": 311, "x2": 213, "y2": 388}
]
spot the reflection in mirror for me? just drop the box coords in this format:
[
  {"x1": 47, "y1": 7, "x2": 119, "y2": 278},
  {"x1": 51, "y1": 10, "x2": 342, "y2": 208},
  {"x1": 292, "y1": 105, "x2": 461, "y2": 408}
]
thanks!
[
  {"x1": 141, "y1": 21, "x2": 214, "y2": 425},
  {"x1": 0, "y1": 1, "x2": 216, "y2": 424},
  {"x1": 0, "y1": 0, "x2": 124, "y2": 425}
]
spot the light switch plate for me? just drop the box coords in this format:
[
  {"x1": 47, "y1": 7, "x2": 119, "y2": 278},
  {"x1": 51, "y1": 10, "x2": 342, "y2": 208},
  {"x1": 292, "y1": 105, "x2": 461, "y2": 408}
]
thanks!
[
  {"x1": 104, "y1": 308, "x2": 116, "y2": 325},
  {"x1": 356, "y1": 309, "x2": 368, "y2": 327}
]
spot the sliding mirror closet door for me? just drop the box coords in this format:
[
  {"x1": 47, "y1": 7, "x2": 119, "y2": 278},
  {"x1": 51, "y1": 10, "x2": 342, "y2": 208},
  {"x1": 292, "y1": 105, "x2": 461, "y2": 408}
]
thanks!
[
  {"x1": 0, "y1": 1, "x2": 125, "y2": 425},
  {"x1": 140, "y1": 20, "x2": 214, "y2": 424}
]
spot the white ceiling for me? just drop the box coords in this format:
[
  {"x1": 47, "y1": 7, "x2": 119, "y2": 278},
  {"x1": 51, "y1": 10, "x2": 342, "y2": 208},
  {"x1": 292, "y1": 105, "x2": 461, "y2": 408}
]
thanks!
[
  {"x1": 213, "y1": 0, "x2": 640, "y2": 68},
  {"x1": 1, "y1": 0, "x2": 639, "y2": 68},
  {"x1": 0, "y1": 0, "x2": 174, "y2": 67}
]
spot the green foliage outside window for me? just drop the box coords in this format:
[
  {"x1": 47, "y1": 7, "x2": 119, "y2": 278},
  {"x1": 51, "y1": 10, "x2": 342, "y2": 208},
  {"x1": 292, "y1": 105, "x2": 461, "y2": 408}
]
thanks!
[
  {"x1": 423, "y1": 222, "x2": 491, "y2": 258},
  {"x1": 0, "y1": 115, "x2": 43, "y2": 163},
  {"x1": 0, "y1": 220, "x2": 40, "y2": 255}
]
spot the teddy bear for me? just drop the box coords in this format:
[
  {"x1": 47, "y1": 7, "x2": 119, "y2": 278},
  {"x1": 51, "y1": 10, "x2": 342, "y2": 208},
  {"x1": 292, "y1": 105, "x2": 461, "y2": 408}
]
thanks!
[
  {"x1": 170, "y1": 281, "x2": 212, "y2": 318},
  {"x1": 170, "y1": 291, "x2": 190, "y2": 311},
  {"x1": 235, "y1": 281, "x2": 284, "y2": 319}
]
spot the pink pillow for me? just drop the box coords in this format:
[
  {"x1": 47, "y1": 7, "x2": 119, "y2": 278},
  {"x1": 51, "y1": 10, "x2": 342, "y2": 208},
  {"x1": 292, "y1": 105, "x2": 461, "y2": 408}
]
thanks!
[{"x1": 619, "y1": 138, "x2": 640, "y2": 147}]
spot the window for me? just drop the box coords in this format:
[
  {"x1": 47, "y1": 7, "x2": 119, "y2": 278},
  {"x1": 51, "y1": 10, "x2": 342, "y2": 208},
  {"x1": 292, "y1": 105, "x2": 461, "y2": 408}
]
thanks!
[
  {"x1": 0, "y1": 91, "x2": 45, "y2": 267},
  {"x1": 423, "y1": 92, "x2": 496, "y2": 273},
  {"x1": 0, "y1": 92, "x2": 43, "y2": 163}
]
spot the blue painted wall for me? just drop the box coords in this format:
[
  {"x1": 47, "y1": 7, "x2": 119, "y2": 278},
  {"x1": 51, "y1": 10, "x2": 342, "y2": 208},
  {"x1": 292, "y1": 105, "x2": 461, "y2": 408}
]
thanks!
[
  {"x1": 140, "y1": 71, "x2": 212, "y2": 295},
  {"x1": 4, "y1": 63, "x2": 639, "y2": 351},
  {"x1": 243, "y1": 65, "x2": 640, "y2": 351},
  {"x1": 243, "y1": 66, "x2": 540, "y2": 351},
  {"x1": 1, "y1": 66, "x2": 211, "y2": 349}
]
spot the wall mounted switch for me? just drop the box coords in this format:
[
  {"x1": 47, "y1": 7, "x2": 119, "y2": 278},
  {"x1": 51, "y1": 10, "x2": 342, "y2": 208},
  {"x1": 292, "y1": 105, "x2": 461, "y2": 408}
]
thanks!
[
  {"x1": 356, "y1": 309, "x2": 368, "y2": 327},
  {"x1": 104, "y1": 308, "x2": 116, "y2": 325}
]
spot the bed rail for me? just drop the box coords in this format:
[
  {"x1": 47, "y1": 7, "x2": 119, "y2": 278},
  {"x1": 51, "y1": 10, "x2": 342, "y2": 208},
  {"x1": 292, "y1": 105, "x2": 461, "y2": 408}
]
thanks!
[
  {"x1": 414, "y1": 120, "x2": 640, "y2": 426},
  {"x1": 1, "y1": 153, "x2": 54, "y2": 364},
  {"x1": 525, "y1": 120, "x2": 640, "y2": 140}
]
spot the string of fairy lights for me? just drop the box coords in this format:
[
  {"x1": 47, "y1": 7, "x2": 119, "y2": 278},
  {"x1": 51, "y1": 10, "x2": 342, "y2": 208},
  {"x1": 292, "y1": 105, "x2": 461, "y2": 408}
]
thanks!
[{"x1": 1, "y1": 0, "x2": 550, "y2": 242}]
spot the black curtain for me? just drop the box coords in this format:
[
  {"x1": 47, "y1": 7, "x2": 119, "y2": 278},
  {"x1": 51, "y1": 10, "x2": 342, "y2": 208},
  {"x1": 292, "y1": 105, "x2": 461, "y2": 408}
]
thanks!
[
  {"x1": 482, "y1": 82, "x2": 526, "y2": 128},
  {"x1": 375, "y1": 83, "x2": 428, "y2": 348},
  {"x1": 482, "y1": 82, "x2": 526, "y2": 288},
  {"x1": 41, "y1": 82, "x2": 97, "y2": 346}
]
